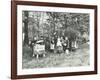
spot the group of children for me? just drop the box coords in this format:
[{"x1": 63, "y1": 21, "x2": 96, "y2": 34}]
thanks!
[
  {"x1": 49, "y1": 36, "x2": 70, "y2": 54},
  {"x1": 28, "y1": 35, "x2": 78, "y2": 56}
]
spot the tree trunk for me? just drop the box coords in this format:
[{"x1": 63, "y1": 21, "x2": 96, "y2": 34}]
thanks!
[{"x1": 24, "y1": 11, "x2": 29, "y2": 45}]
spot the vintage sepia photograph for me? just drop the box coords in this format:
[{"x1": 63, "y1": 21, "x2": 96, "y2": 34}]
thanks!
[{"x1": 22, "y1": 11, "x2": 90, "y2": 69}]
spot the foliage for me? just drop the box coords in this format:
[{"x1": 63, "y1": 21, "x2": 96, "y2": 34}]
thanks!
[
  {"x1": 23, "y1": 45, "x2": 32, "y2": 58},
  {"x1": 64, "y1": 27, "x2": 80, "y2": 40},
  {"x1": 22, "y1": 11, "x2": 89, "y2": 42}
]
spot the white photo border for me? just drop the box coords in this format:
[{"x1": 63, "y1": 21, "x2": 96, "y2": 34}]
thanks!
[{"x1": 17, "y1": 5, "x2": 95, "y2": 75}]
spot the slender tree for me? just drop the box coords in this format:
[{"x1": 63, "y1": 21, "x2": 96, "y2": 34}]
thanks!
[{"x1": 23, "y1": 11, "x2": 29, "y2": 45}]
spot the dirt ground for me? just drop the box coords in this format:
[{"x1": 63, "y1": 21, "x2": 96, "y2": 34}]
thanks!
[{"x1": 22, "y1": 43, "x2": 90, "y2": 69}]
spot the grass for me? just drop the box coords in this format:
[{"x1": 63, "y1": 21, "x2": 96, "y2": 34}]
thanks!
[{"x1": 22, "y1": 43, "x2": 89, "y2": 69}]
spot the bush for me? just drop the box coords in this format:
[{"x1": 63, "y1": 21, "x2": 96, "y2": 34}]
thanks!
[
  {"x1": 64, "y1": 27, "x2": 79, "y2": 41},
  {"x1": 23, "y1": 45, "x2": 33, "y2": 59}
]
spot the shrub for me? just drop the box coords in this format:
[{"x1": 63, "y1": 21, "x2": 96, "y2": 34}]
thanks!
[{"x1": 22, "y1": 45, "x2": 32, "y2": 59}]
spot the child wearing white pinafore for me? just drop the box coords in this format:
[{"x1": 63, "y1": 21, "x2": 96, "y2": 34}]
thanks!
[
  {"x1": 56, "y1": 37, "x2": 62, "y2": 53},
  {"x1": 57, "y1": 37, "x2": 62, "y2": 47}
]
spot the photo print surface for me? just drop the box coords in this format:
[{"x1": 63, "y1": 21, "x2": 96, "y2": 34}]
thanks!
[{"x1": 22, "y1": 11, "x2": 90, "y2": 69}]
